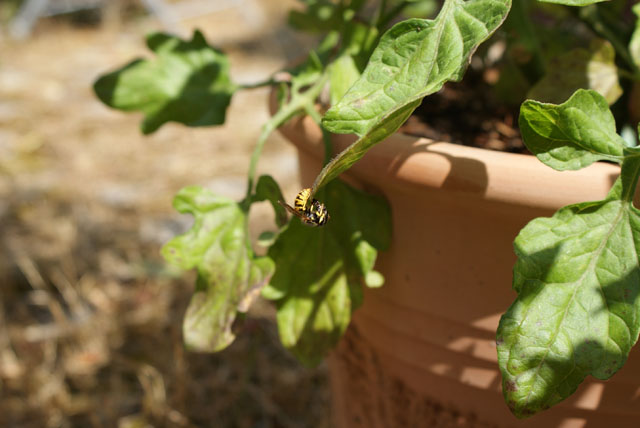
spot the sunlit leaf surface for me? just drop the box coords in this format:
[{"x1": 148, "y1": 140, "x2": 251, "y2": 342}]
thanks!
[
  {"x1": 499, "y1": 92, "x2": 640, "y2": 418},
  {"x1": 263, "y1": 180, "x2": 391, "y2": 365},
  {"x1": 519, "y1": 89, "x2": 625, "y2": 171},
  {"x1": 162, "y1": 187, "x2": 274, "y2": 352},
  {"x1": 498, "y1": 174, "x2": 640, "y2": 417},
  {"x1": 94, "y1": 30, "x2": 235, "y2": 134}
]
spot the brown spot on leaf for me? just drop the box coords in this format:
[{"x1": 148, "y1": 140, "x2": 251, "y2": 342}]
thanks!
[{"x1": 504, "y1": 380, "x2": 518, "y2": 392}]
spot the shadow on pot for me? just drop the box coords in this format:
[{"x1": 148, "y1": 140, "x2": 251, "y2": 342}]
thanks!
[{"x1": 387, "y1": 139, "x2": 489, "y2": 196}]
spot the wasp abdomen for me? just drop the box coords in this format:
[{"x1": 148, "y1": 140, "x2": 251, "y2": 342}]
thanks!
[{"x1": 294, "y1": 188, "x2": 312, "y2": 211}]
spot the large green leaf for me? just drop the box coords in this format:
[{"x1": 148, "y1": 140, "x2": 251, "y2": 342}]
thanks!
[
  {"x1": 313, "y1": 100, "x2": 421, "y2": 192},
  {"x1": 527, "y1": 39, "x2": 621, "y2": 105},
  {"x1": 519, "y1": 89, "x2": 625, "y2": 171},
  {"x1": 313, "y1": 0, "x2": 511, "y2": 193},
  {"x1": 497, "y1": 156, "x2": 640, "y2": 417},
  {"x1": 323, "y1": 0, "x2": 510, "y2": 136},
  {"x1": 94, "y1": 30, "x2": 235, "y2": 134},
  {"x1": 263, "y1": 180, "x2": 391, "y2": 365},
  {"x1": 499, "y1": 87, "x2": 640, "y2": 417},
  {"x1": 162, "y1": 187, "x2": 274, "y2": 352}
]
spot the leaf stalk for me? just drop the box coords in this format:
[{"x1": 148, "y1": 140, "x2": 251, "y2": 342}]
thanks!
[{"x1": 242, "y1": 73, "x2": 329, "y2": 211}]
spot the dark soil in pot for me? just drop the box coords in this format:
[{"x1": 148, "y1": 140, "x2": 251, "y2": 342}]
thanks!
[{"x1": 401, "y1": 69, "x2": 528, "y2": 154}]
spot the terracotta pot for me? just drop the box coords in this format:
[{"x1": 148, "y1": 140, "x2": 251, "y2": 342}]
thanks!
[{"x1": 276, "y1": 113, "x2": 640, "y2": 427}]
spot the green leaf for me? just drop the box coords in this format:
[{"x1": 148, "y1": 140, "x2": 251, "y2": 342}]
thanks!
[
  {"x1": 497, "y1": 161, "x2": 640, "y2": 417},
  {"x1": 402, "y1": 0, "x2": 439, "y2": 18},
  {"x1": 498, "y1": 94, "x2": 640, "y2": 418},
  {"x1": 323, "y1": 0, "x2": 511, "y2": 136},
  {"x1": 289, "y1": 0, "x2": 343, "y2": 33},
  {"x1": 341, "y1": 21, "x2": 380, "y2": 70},
  {"x1": 314, "y1": 0, "x2": 510, "y2": 192},
  {"x1": 527, "y1": 39, "x2": 622, "y2": 105},
  {"x1": 252, "y1": 175, "x2": 288, "y2": 228},
  {"x1": 288, "y1": 0, "x2": 368, "y2": 33},
  {"x1": 329, "y1": 55, "x2": 361, "y2": 106},
  {"x1": 263, "y1": 180, "x2": 391, "y2": 365},
  {"x1": 630, "y1": 3, "x2": 640, "y2": 70},
  {"x1": 94, "y1": 30, "x2": 235, "y2": 134},
  {"x1": 314, "y1": 99, "x2": 421, "y2": 191},
  {"x1": 257, "y1": 231, "x2": 278, "y2": 247},
  {"x1": 536, "y1": 0, "x2": 607, "y2": 5},
  {"x1": 364, "y1": 270, "x2": 385, "y2": 288},
  {"x1": 328, "y1": 23, "x2": 379, "y2": 105},
  {"x1": 621, "y1": 125, "x2": 638, "y2": 148},
  {"x1": 519, "y1": 89, "x2": 625, "y2": 171},
  {"x1": 162, "y1": 186, "x2": 274, "y2": 352},
  {"x1": 282, "y1": 32, "x2": 339, "y2": 96}
]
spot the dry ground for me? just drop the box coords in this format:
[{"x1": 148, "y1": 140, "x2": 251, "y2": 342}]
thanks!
[{"x1": 0, "y1": 2, "x2": 330, "y2": 427}]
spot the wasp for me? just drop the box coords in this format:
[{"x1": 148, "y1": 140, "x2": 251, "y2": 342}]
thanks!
[{"x1": 279, "y1": 188, "x2": 329, "y2": 227}]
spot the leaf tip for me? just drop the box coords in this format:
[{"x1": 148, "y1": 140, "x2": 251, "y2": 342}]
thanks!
[{"x1": 365, "y1": 270, "x2": 384, "y2": 288}]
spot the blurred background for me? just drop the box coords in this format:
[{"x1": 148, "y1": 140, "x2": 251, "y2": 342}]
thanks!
[{"x1": 0, "y1": 1, "x2": 330, "y2": 427}]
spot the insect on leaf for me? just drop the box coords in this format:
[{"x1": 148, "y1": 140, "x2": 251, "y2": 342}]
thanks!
[{"x1": 263, "y1": 180, "x2": 391, "y2": 365}]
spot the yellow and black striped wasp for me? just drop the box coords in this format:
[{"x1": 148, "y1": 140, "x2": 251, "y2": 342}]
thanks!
[{"x1": 279, "y1": 188, "x2": 329, "y2": 227}]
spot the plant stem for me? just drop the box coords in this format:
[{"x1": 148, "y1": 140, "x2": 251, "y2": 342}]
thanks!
[
  {"x1": 618, "y1": 67, "x2": 639, "y2": 82},
  {"x1": 242, "y1": 74, "x2": 329, "y2": 211},
  {"x1": 237, "y1": 79, "x2": 280, "y2": 90}
]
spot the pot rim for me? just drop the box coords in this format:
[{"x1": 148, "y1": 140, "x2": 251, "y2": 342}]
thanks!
[{"x1": 276, "y1": 111, "x2": 621, "y2": 211}]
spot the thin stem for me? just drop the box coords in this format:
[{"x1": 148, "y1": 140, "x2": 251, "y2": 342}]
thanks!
[
  {"x1": 237, "y1": 79, "x2": 280, "y2": 90},
  {"x1": 242, "y1": 73, "x2": 329, "y2": 211},
  {"x1": 618, "y1": 67, "x2": 640, "y2": 82},
  {"x1": 243, "y1": 123, "x2": 275, "y2": 210}
]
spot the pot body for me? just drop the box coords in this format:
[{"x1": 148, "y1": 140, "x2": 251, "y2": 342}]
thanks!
[{"x1": 278, "y1": 115, "x2": 640, "y2": 428}]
